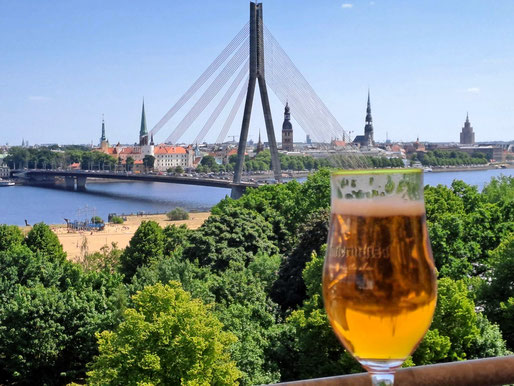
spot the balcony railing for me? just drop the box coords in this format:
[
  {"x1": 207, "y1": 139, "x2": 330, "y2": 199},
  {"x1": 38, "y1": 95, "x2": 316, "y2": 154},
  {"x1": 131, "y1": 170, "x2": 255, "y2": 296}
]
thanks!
[{"x1": 278, "y1": 356, "x2": 514, "y2": 386}]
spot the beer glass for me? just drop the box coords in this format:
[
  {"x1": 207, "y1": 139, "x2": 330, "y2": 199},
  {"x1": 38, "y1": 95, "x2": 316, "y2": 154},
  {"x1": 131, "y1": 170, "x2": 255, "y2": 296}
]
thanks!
[{"x1": 323, "y1": 169, "x2": 437, "y2": 385}]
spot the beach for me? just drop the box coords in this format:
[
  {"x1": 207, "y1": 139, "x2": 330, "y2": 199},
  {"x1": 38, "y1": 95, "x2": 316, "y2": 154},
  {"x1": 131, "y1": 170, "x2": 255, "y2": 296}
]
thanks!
[{"x1": 27, "y1": 212, "x2": 210, "y2": 261}]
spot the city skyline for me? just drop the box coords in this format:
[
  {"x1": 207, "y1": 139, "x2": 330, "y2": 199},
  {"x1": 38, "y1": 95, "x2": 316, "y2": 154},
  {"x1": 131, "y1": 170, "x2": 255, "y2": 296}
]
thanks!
[{"x1": 2, "y1": 0, "x2": 514, "y2": 145}]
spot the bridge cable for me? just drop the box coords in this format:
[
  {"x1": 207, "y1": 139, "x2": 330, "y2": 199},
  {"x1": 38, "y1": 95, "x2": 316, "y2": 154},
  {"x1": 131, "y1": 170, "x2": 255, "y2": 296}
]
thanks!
[
  {"x1": 264, "y1": 29, "x2": 338, "y2": 142},
  {"x1": 264, "y1": 26, "x2": 343, "y2": 141},
  {"x1": 216, "y1": 75, "x2": 249, "y2": 144},
  {"x1": 263, "y1": 26, "x2": 347, "y2": 142},
  {"x1": 150, "y1": 22, "x2": 249, "y2": 138},
  {"x1": 166, "y1": 38, "x2": 249, "y2": 143},
  {"x1": 194, "y1": 59, "x2": 249, "y2": 144}
]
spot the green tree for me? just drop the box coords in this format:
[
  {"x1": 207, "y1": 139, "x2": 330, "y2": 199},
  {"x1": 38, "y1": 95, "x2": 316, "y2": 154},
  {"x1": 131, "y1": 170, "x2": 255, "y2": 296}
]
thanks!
[
  {"x1": 162, "y1": 224, "x2": 192, "y2": 256},
  {"x1": 125, "y1": 156, "x2": 134, "y2": 171},
  {"x1": 175, "y1": 165, "x2": 184, "y2": 174},
  {"x1": 272, "y1": 208, "x2": 329, "y2": 312},
  {"x1": 276, "y1": 248, "x2": 361, "y2": 381},
  {"x1": 183, "y1": 207, "x2": 279, "y2": 272},
  {"x1": 0, "y1": 245, "x2": 125, "y2": 384},
  {"x1": 479, "y1": 234, "x2": 514, "y2": 349},
  {"x1": 143, "y1": 154, "x2": 155, "y2": 170},
  {"x1": 414, "y1": 278, "x2": 508, "y2": 364},
  {"x1": 166, "y1": 207, "x2": 189, "y2": 221},
  {"x1": 200, "y1": 155, "x2": 217, "y2": 168},
  {"x1": 0, "y1": 225, "x2": 24, "y2": 251},
  {"x1": 119, "y1": 221, "x2": 164, "y2": 280},
  {"x1": 87, "y1": 282, "x2": 241, "y2": 385},
  {"x1": 25, "y1": 222, "x2": 66, "y2": 260}
]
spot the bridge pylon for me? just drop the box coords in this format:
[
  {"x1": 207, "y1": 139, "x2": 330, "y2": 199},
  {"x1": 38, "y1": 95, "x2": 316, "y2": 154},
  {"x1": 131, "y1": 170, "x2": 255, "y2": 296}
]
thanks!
[{"x1": 232, "y1": 1, "x2": 281, "y2": 198}]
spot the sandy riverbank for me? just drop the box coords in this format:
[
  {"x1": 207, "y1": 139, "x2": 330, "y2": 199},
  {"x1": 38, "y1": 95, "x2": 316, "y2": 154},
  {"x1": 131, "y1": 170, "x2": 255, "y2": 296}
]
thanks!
[{"x1": 32, "y1": 212, "x2": 210, "y2": 261}]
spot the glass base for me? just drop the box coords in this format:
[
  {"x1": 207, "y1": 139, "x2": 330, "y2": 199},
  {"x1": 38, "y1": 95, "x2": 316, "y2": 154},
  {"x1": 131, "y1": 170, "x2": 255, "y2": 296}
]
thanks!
[{"x1": 359, "y1": 359, "x2": 403, "y2": 386}]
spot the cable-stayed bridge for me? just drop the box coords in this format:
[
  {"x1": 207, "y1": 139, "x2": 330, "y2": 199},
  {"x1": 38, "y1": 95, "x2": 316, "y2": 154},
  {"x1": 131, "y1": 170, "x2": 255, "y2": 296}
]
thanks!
[{"x1": 148, "y1": 1, "x2": 348, "y2": 197}]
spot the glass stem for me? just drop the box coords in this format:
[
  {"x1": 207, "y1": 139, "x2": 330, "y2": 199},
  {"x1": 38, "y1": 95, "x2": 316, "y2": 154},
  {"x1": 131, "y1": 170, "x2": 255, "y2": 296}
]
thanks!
[{"x1": 371, "y1": 373, "x2": 394, "y2": 386}]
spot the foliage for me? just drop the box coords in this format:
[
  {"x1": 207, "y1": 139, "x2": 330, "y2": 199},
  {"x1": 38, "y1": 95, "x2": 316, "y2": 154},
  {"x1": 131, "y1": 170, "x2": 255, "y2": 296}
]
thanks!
[
  {"x1": 78, "y1": 242, "x2": 123, "y2": 274},
  {"x1": 129, "y1": 255, "x2": 282, "y2": 385},
  {"x1": 478, "y1": 234, "x2": 514, "y2": 349},
  {"x1": 119, "y1": 221, "x2": 164, "y2": 280},
  {"x1": 162, "y1": 224, "x2": 192, "y2": 256},
  {"x1": 109, "y1": 215, "x2": 124, "y2": 224},
  {"x1": 183, "y1": 207, "x2": 279, "y2": 272},
  {"x1": 272, "y1": 208, "x2": 329, "y2": 312},
  {"x1": 413, "y1": 278, "x2": 508, "y2": 364},
  {"x1": 424, "y1": 180, "x2": 512, "y2": 279},
  {"x1": 0, "y1": 224, "x2": 24, "y2": 251},
  {"x1": 200, "y1": 155, "x2": 217, "y2": 168},
  {"x1": 175, "y1": 165, "x2": 184, "y2": 174},
  {"x1": 0, "y1": 244, "x2": 125, "y2": 384},
  {"x1": 25, "y1": 222, "x2": 66, "y2": 261},
  {"x1": 417, "y1": 149, "x2": 489, "y2": 166},
  {"x1": 91, "y1": 216, "x2": 104, "y2": 224},
  {"x1": 275, "y1": 249, "x2": 361, "y2": 381},
  {"x1": 166, "y1": 207, "x2": 189, "y2": 221},
  {"x1": 125, "y1": 156, "x2": 135, "y2": 171},
  {"x1": 87, "y1": 282, "x2": 241, "y2": 386},
  {"x1": 142, "y1": 154, "x2": 155, "y2": 169}
]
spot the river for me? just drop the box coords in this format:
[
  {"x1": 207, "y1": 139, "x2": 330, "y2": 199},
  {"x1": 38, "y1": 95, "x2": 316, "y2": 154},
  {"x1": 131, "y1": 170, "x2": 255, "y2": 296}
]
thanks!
[{"x1": 1, "y1": 168, "x2": 513, "y2": 226}]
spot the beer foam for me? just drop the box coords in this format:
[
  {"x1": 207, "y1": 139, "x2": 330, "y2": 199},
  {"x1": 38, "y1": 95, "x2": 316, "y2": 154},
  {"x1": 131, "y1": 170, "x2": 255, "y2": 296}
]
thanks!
[{"x1": 332, "y1": 197, "x2": 425, "y2": 217}]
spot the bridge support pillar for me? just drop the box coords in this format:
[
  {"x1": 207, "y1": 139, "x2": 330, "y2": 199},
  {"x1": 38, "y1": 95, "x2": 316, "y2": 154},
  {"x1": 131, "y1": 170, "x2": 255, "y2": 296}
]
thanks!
[
  {"x1": 77, "y1": 176, "x2": 87, "y2": 191},
  {"x1": 230, "y1": 185, "x2": 246, "y2": 200},
  {"x1": 65, "y1": 176, "x2": 75, "y2": 190}
]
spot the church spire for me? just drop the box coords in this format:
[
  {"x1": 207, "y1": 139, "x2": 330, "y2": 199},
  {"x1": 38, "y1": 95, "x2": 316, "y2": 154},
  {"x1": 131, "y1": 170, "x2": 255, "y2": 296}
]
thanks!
[
  {"x1": 256, "y1": 129, "x2": 264, "y2": 154},
  {"x1": 140, "y1": 99, "x2": 147, "y2": 137},
  {"x1": 139, "y1": 99, "x2": 148, "y2": 146},
  {"x1": 366, "y1": 89, "x2": 373, "y2": 124},
  {"x1": 100, "y1": 114, "x2": 106, "y2": 142}
]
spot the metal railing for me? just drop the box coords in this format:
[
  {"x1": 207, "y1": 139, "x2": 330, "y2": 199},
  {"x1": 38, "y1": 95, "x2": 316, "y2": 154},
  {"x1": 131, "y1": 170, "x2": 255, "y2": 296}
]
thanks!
[{"x1": 278, "y1": 356, "x2": 514, "y2": 386}]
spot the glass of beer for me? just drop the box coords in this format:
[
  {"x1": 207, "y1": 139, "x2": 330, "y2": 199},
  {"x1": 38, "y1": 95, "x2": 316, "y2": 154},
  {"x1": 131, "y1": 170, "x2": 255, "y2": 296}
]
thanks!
[{"x1": 323, "y1": 169, "x2": 437, "y2": 385}]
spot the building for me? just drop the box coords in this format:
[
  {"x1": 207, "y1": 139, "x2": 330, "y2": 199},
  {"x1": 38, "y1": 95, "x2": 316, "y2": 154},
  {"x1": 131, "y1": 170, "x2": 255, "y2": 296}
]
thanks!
[
  {"x1": 154, "y1": 145, "x2": 194, "y2": 170},
  {"x1": 256, "y1": 130, "x2": 264, "y2": 154},
  {"x1": 460, "y1": 113, "x2": 475, "y2": 144},
  {"x1": 139, "y1": 100, "x2": 149, "y2": 146},
  {"x1": 353, "y1": 91, "x2": 374, "y2": 147},
  {"x1": 282, "y1": 103, "x2": 294, "y2": 151},
  {"x1": 99, "y1": 116, "x2": 109, "y2": 151},
  {"x1": 95, "y1": 101, "x2": 194, "y2": 170},
  {"x1": 0, "y1": 166, "x2": 9, "y2": 178}
]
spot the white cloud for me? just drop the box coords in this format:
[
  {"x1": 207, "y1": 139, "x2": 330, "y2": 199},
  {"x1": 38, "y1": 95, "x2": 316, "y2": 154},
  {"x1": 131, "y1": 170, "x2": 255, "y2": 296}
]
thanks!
[
  {"x1": 28, "y1": 96, "x2": 52, "y2": 102},
  {"x1": 341, "y1": 3, "x2": 353, "y2": 9},
  {"x1": 466, "y1": 87, "x2": 480, "y2": 94}
]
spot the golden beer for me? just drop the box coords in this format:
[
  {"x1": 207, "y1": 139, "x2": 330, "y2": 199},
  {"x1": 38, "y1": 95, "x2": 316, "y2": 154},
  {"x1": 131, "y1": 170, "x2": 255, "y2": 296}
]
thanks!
[{"x1": 323, "y1": 198, "x2": 437, "y2": 362}]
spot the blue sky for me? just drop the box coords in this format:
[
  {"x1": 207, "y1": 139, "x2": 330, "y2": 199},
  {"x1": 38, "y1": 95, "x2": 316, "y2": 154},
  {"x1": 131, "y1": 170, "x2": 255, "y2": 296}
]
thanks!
[{"x1": 1, "y1": 0, "x2": 514, "y2": 145}]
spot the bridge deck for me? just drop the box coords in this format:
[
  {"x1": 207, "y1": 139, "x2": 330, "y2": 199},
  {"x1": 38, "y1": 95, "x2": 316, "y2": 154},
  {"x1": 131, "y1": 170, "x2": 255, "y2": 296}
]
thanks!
[{"x1": 16, "y1": 170, "x2": 260, "y2": 189}]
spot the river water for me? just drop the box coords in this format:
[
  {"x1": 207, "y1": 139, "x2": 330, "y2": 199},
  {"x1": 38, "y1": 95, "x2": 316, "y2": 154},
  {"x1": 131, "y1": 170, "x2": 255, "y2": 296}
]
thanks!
[{"x1": 1, "y1": 168, "x2": 513, "y2": 226}]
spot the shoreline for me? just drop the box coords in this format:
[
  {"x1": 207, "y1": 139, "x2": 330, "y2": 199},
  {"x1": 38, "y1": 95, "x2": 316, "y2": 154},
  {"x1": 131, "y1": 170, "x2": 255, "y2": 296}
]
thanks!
[
  {"x1": 428, "y1": 164, "x2": 513, "y2": 173},
  {"x1": 20, "y1": 212, "x2": 210, "y2": 262}
]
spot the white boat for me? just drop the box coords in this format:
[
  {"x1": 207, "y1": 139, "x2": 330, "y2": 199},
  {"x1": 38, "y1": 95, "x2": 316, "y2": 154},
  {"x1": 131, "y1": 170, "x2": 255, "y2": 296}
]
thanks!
[
  {"x1": 0, "y1": 178, "x2": 15, "y2": 186},
  {"x1": 423, "y1": 167, "x2": 433, "y2": 173}
]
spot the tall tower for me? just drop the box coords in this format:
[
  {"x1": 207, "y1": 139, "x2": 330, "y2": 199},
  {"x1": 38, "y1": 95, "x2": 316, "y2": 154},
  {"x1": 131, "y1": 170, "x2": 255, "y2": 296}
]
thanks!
[
  {"x1": 139, "y1": 100, "x2": 148, "y2": 146},
  {"x1": 282, "y1": 102, "x2": 294, "y2": 151},
  {"x1": 100, "y1": 115, "x2": 109, "y2": 150},
  {"x1": 364, "y1": 90, "x2": 374, "y2": 146},
  {"x1": 460, "y1": 113, "x2": 475, "y2": 144},
  {"x1": 256, "y1": 130, "x2": 264, "y2": 154},
  {"x1": 233, "y1": 1, "x2": 282, "y2": 187}
]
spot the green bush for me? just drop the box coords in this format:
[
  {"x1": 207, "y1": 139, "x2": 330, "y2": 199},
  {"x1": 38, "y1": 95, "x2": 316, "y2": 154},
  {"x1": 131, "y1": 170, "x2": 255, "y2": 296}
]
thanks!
[
  {"x1": 110, "y1": 215, "x2": 124, "y2": 224},
  {"x1": 167, "y1": 207, "x2": 189, "y2": 221},
  {"x1": 91, "y1": 216, "x2": 104, "y2": 224}
]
